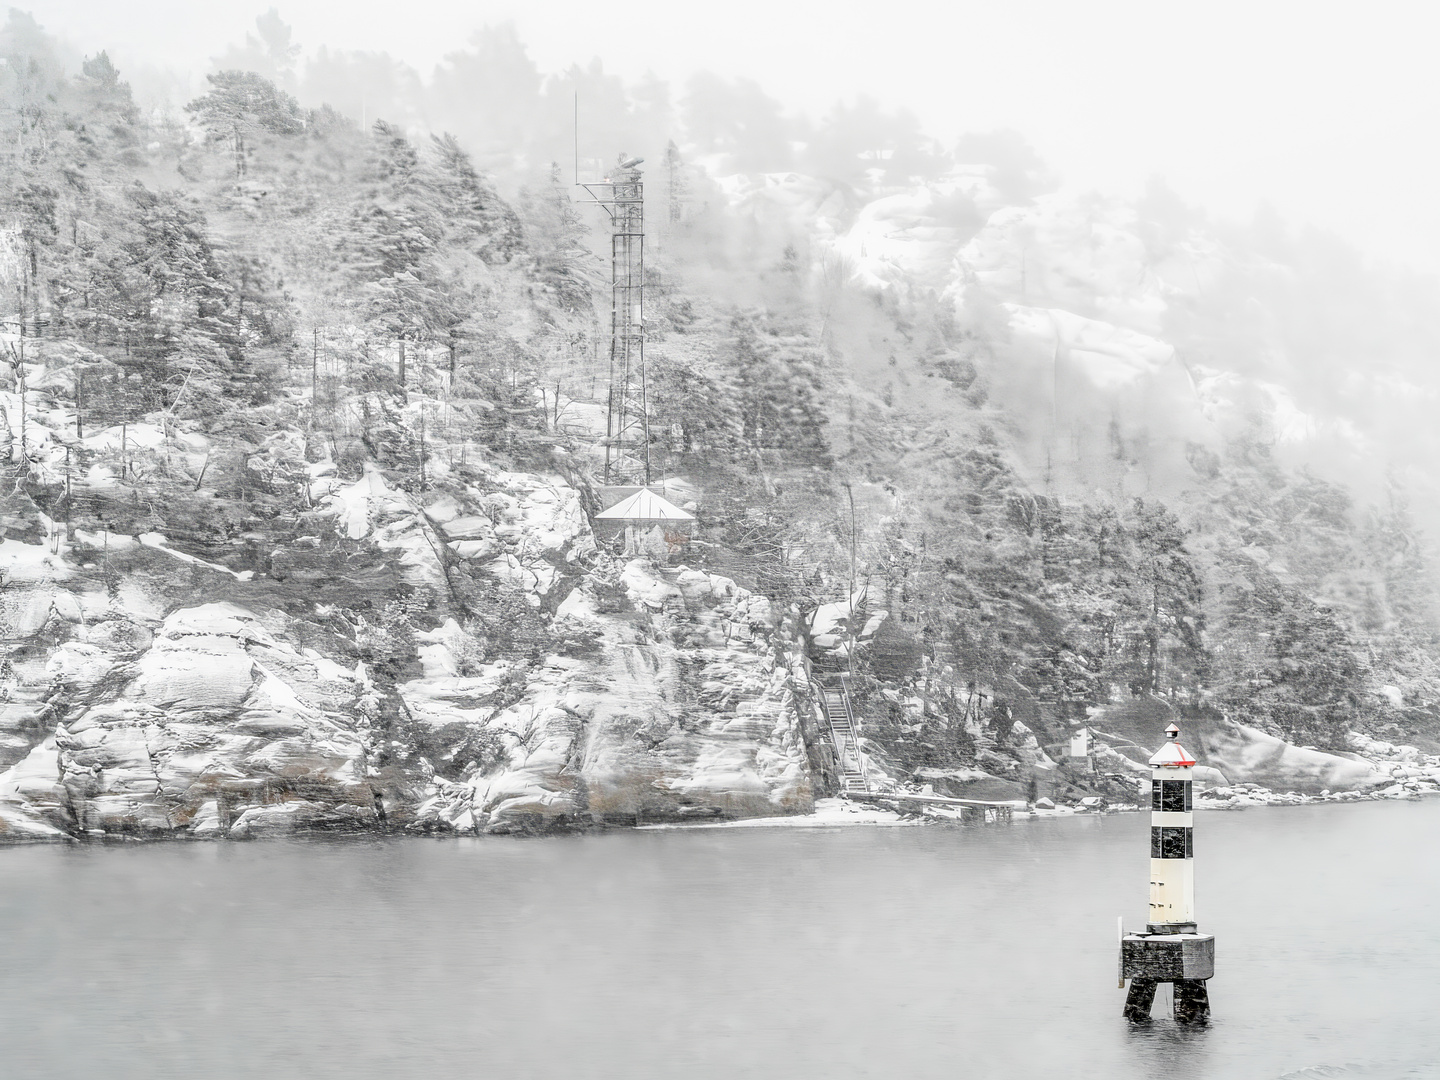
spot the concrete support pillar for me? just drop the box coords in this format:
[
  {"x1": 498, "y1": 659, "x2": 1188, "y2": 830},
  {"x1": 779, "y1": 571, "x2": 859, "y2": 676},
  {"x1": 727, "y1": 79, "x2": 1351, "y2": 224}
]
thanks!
[
  {"x1": 1123, "y1": 978, "x2": 1157, "y2": 1022},
  {"x1": 1174, "y1": 979, "x2": 1210, "y2": 1024}
]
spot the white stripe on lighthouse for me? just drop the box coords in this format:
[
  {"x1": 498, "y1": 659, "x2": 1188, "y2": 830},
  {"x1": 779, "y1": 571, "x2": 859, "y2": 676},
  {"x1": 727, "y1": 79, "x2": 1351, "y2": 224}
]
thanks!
[{"x1": 1150, "y1": 811, "x2": 1191, "y2": 828}]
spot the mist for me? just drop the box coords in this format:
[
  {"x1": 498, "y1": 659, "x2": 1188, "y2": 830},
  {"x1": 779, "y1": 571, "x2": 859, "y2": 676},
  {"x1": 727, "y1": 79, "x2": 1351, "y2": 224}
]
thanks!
[{"x1": 23, "y1": 0, "x2": 1440, "y2": 277}]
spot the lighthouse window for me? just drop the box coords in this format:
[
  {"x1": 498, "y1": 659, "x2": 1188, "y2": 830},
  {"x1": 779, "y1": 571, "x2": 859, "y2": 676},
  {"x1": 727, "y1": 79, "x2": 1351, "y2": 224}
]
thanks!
[
  {"x1": 1151, "y1": 826, "x2": 1193, "y2": 859},
  {"x1": 1151, "y1": 780, "x2": 1192, "y2": 812}
]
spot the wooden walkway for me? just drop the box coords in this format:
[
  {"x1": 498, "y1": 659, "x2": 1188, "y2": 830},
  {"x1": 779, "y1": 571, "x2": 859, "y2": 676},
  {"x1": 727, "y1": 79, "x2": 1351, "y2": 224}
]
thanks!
[{"x1": 814, "y1": 676, "x2": 1017, "y2": 822}]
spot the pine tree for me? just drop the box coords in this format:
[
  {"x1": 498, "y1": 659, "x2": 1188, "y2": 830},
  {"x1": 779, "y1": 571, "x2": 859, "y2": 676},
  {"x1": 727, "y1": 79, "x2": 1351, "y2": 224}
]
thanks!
[
  {"x1": 427, "y1": 133, "x2": 523, "y2": 267},
  {"x1": 185, "y1": 71, "x2": 305, "y2": 179},
  {"x1": 728, "y1": 316, "x2": 828, "y2": 465},
  {"x1": 342, "y1": 122, "x2": 448, "y2": 395},
  {"x1": 518, "y1": 164, "x2": 596, "y2": 312},
  {"x1": 1122, "y1": 499, "x2": 1206, "y2": 696}
]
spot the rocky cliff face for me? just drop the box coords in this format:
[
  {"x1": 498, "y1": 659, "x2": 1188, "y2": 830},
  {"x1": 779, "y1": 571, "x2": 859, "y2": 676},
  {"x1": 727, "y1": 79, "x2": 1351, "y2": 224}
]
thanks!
[
  {"x1": 0, "y1": 414, "x2": 1404, "y2": 844},
  {"x1": 46, "y1": 603, "x2": 378, "y2": 837},
  {"x1": 411, "y1": 560, "x2": 810, "y2": 833},
  {"x1": 0, "y1": 450, "x2": 816, "y2": 841}
]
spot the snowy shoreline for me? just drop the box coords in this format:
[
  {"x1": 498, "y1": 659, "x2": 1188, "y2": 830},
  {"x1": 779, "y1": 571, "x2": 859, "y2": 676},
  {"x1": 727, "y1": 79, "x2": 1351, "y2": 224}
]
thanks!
[
  {"x1": 3, "y1": 784, "x2": 1430, "y2": 844},
  {"x1": 637, "y1": 781, "x2": 1440, "y2": 832}
]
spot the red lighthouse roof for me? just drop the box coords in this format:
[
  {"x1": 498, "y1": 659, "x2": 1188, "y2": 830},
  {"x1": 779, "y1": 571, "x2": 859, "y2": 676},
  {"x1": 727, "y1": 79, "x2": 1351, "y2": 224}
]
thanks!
[{"x1": 1149, "y1": 723, "x2": 1197, "y2": 767}]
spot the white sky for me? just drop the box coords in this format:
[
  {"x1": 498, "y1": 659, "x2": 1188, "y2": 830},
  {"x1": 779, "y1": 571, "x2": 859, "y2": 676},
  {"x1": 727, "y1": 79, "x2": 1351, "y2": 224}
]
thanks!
[{"x1": 30, "y1": 0, "x2": 1440, "y2": 275}]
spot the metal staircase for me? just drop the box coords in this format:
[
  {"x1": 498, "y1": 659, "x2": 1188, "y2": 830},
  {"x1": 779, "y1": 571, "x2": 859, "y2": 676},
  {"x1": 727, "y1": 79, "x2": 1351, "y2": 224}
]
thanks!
[{"x1": 817, "y1": 677, "x2": 869, "y2": 794}]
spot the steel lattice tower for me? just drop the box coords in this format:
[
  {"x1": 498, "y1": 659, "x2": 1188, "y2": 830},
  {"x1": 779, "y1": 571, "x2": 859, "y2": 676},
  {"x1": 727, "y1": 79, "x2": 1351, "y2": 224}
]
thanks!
[
  {"x1": 601, "y1": 159, "x2": 649, "y2": 485},
  {"x1": 576, "y1": 146, "x2": 650, "y2": 486}
]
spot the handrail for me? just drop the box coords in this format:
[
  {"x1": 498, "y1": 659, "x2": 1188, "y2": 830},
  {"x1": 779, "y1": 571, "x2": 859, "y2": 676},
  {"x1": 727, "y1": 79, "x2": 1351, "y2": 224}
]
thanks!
[
  {"x1": 817, "y1": 682, "x2": 846, "y2": 784},
  {"x1": 823, "y1": 687, "x2": 845, "y2": 782},
  {"x1": 842, "y1": 790, "x2": 1020, "y2": 810},
  {"x1": 836, "y1": 674, "x2": 870, "y2": 793}
]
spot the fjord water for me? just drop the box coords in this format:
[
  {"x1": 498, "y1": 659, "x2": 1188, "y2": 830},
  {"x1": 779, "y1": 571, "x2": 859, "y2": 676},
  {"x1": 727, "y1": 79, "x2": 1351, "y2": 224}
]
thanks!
[{"x1": 1, "y1": 802, "x2": 1437, "y2": 1080}]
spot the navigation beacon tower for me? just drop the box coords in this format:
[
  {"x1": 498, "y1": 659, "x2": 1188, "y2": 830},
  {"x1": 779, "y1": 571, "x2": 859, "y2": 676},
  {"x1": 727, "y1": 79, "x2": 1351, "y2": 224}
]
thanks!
[{"x1": 1119, "y1": 722, "x2": 1215, "y2": 1023}]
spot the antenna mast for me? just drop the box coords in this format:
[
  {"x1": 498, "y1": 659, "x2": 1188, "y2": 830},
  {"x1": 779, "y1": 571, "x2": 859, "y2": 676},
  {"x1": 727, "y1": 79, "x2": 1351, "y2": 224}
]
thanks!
[{"x1": 665, "y1": 140, "x2": 688, "y2": 231}]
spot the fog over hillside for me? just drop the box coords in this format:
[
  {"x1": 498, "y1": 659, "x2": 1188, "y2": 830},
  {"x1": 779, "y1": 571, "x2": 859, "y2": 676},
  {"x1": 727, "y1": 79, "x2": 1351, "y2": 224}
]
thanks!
[{"x1": 31, "y1": 0, "x2": 1440, "y2": 274}]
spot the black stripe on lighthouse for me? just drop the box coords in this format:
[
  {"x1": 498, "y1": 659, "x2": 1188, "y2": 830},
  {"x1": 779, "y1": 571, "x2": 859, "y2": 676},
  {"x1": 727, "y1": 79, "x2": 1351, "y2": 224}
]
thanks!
[
  {"x1": 1150, "y1": 826, "x2": 1194, "y2": 859},
  {"x1": 1151, "y1": 779, "x2": 1193, "y2": 812}
]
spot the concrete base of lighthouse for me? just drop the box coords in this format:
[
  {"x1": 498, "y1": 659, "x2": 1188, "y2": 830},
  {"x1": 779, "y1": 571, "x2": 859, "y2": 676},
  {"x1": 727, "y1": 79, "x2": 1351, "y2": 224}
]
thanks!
[{"x1": 1120, "y1": 932, "x2": 1214, "y2": 1023}]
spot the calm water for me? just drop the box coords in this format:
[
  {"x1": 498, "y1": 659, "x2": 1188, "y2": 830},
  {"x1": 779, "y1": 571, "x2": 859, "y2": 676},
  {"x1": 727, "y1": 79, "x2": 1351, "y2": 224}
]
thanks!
[{"x1": 1, "y1": 801, "x2": 1438, "y2": 1080}]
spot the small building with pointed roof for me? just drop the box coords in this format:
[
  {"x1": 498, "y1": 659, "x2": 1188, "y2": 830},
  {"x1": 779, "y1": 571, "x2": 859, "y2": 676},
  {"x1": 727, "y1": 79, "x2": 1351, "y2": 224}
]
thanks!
[
  {"x1": 593, "y1": 487, "x2": 696, "y2": 556},
  {"x1": 595, "y1": 488, "x2": 695, "y2": 523}
]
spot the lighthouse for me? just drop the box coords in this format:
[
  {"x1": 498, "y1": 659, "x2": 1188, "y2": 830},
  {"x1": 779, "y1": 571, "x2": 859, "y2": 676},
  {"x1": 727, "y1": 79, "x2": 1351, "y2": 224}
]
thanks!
[{"x1": 1119, "y1": 722, "x2": 1214, "y2": 1023}]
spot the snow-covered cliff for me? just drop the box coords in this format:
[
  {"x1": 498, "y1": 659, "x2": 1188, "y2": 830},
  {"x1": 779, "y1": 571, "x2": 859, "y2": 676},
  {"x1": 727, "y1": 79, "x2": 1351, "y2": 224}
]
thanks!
[{"x1": 0, "y1": 419, "x2": 816, "y2": 839}]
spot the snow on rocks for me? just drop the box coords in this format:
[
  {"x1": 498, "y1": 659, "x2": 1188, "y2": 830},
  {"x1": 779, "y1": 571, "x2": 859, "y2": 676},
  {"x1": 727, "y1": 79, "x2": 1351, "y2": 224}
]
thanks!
[
  {"x1": 0, "y1": 602, "x2": 380, "y2": 838},
  {"x1": 436, "y1": 474, "x2": 593, "y2": 562},
  {"x1": 1088, "y1": 709, "x2": 1386, "y2": 795},
  {"x1": 315, "y1": 464, "x2": 414, "y2": 542},
  {"x1": 402, "y1": 622, "x2": 517, "y2": 730},
  {"x1": 806, "y1": 588, "x2": 886, "y2": 656},
  {"x1": 138, "y1": 532, "x2": 254, "y2": 581},
  {"x1": 440, "y1": 515, "x2": 491, "y2": 539},
  {"x1": 0, "y1": 656, "x2": 55, "y2": 769},
  {"x1": 555, "y1": 585, "x2": 600, "y2": 624},
  {"x1": 0, "y1": 800, "x2": 69, "y2": 841},
  {"x1": 621, "y1": 559, "x2": 684, "y2": 612},
  {"x1": 228, "y1": 799, "x2": 375, "y2": 836},
  {"x1": 570, "y1": 619, "x2": 809, "y2": 826},
  {"x1": 329, "y1": 465, "x2": 836, "y2": 836},
  {"x1": 408, "y1": 561, "x2": 810, "y2": 834},
  {"x1": 951, "y1": 194, "x2": 1174, "y2": 334},
  {"x1": 0, "y1": 735, "x2": 68, "y2": 829},
  {"x1": 1191, "y1": 764, "x2": 1231, "y2": 787},
  {"x1": 0, "y1": 536, "x2": 69, "y2": 584},
  {"x1": 82, "y1": 422, "x2": 168, "y2": 453},
  {"x1": 1010, "y1": 720, "x2": 1057, "y2": 771},
  {"x1": 638, "y1": 796, "x2": 912, "y2": 829},
  {"x1": 1348, "y1": 731, "x2": 1423, "y2": 762},
  {"x1": 314, "y1": 463, "x2": 594, "y2": 602},
  {"x1": 422, "y1": 494, "x2": 462, "y2": 524},
  {"x1": 70, "y1": 528, "x2": 137, "y2": 551},
  {"x1": 1197, "y1": 720, "x2": 1387, "y2": 793},
  {"x1": 310, "y1": 465, "x2": 448, "y2": 589},
  {"x1": 487, "y1": 472, "x2": 593, "y2": 557},
  {"x1": 488, "y1": 552, "x2": 559, "y2": 599},
  {"x1": 1195, "y1": 779, "x2": 1436, "y2": 810},
  {"x1": 1006, "y1": 307, "x2": 1176, "y2": 393},
  {"x1": 829, "y1": 182, "x2": 983, "y2": 293}
]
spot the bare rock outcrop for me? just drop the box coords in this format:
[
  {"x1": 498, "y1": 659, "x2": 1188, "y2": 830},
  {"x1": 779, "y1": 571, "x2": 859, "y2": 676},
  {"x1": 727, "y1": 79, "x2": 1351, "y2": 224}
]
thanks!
[
  {"x1": 409, "y1": 560, "x2": 812, "y2": 834},
  {"x1": 0, "y1": 603, "x2": 380, "y2": 836}
]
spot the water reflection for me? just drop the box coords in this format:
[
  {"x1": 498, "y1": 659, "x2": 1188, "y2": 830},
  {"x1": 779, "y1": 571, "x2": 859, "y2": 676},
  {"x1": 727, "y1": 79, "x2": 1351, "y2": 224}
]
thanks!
[{"x1": 1124, "y1": 1006, "x2": 1214, "y2": 1079}]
